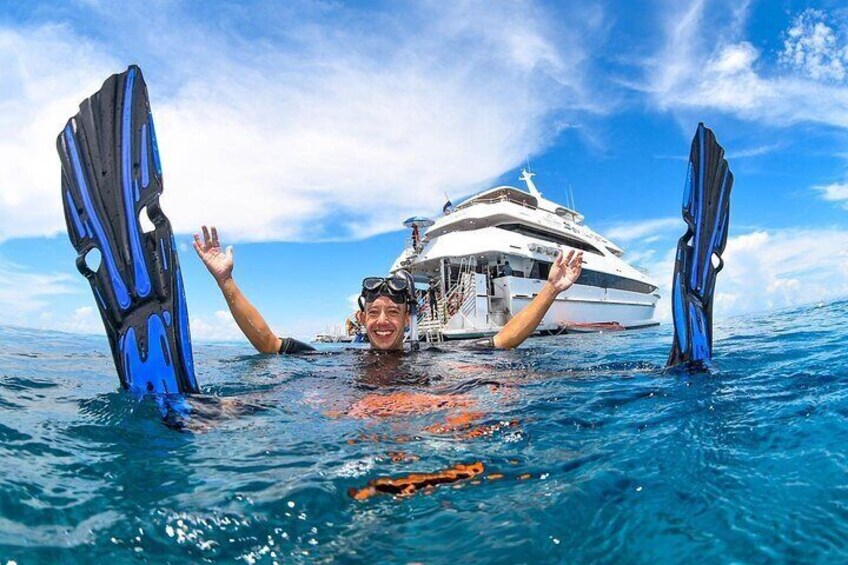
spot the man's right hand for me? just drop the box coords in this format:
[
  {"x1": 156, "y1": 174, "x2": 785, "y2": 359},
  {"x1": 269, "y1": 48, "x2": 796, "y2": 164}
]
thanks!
[{"x1": 193, "y1": 225, "x2": 234, "y2": 285}]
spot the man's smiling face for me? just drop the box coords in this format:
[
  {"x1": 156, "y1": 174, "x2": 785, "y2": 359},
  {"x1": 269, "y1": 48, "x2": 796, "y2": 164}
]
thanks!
[{"x1": 357, "y1": 296, "x2": 410, "y2": 351}]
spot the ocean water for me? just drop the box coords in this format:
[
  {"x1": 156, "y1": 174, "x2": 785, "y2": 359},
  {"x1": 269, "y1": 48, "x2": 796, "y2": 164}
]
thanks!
[{"x1": 1, "y1": 300, "x2": 847, "y2": 563}]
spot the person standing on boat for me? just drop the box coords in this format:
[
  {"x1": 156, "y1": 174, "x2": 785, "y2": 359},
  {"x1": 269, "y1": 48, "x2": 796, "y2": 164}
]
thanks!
[
  {"x1": 411, "y1": 224, "x2": 421, "y2": 251},
  {"x1": 428, "y1": 279, "x2": 439, "y2": 320},
  {"x1": 193, "y1": 225, "x2": 583, "y2": 353}
]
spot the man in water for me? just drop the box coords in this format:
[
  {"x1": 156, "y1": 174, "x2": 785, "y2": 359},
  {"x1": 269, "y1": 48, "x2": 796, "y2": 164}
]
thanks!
[{"x1": 193, "y1": 225, "x2": 583, "y2": 353}]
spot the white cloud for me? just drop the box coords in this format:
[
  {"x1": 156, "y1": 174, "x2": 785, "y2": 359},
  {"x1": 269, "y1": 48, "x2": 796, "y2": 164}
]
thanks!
[
  {"x1": 727, "y1": 143, "x2": 781, "y2": 159},
  {"x1": 780, "y1": 9, "x2": 848, "y2": 83},
  {"x1": 0, "y1": 25, "x2": 120, "y2": 242},
  {"x1": 41, "y1": 306, "x2": 103, "y2": 335},
  {"x1": 653, "y1": 144, "x2": 780, "y2": 160},
  {"x1": 605, "y1": 217, "x2": 679, "y2": 242},
  {"x1": 638, "y1": 0, "x2": 848, "y2": 219},
  {"x1": 816, "y1": 181, "x2": 848, "y2": 208},
  {"x1": 347, "y1": 293, "x2": 361, "y2": 313},
  {"x1": 0, "y1": 258, "x2": 107, "y2": 334},
  {"x1": 0, "y1": 257, "x2": 243, "y2": 339},
  {"x1": 0, "y1": 255, "x2": 333, "y2": 342},
  {"x1": 622, "y1": 248, "x2": 656, "y2": 266},
  {"x1": 719, "y1": 228, "x2": 848, "y2": 313},
  {"x1": 190, "y1": 309, "x2": 335, "y2": 344},
  {"x1": 189, "y1": 310, "x2": 243, "y2": 342},
  {"x1": 0, "y1": 259, "x2": 78, "y2": 317},
  {"x1": 0, "y1": 2, "x2": 605, "y2": 244},
  {"x1": 649, "y1": 227, "x2": 848, "y2": 323},
  {"x1": 641, "y1": 2, "x2": 848, "y2": 129}
]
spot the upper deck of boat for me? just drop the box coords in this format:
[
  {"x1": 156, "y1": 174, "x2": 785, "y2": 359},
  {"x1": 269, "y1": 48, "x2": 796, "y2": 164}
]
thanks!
[{"x1": 425, "y1": 184, "x2": 623, "y2": 257}]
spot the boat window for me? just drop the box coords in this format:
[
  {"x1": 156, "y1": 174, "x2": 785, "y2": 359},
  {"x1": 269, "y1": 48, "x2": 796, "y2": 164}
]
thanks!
[
  {"x1": 577, "y1": 269, "x2": 657, "y2": 294},
  {"x1": 533, "y1": 262, "x2": 655, "y2": 294},
  {"x1": 530, "y1": 261, "x2": 551, "y2": 281},
  {"x1": 498, "y1": 223, "x2": 603, "y2": 255}
]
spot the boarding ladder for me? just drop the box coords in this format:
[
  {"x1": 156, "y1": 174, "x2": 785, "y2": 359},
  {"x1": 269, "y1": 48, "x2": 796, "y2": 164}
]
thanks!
[{"x1": 417, "y1": 259, "x2": 478, "y2": 342}]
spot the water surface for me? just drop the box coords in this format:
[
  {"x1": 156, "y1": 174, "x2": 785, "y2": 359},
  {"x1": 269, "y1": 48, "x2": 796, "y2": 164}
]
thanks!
[{"x1": 1, "y1": 300, "x2": 847, "y2": 563}]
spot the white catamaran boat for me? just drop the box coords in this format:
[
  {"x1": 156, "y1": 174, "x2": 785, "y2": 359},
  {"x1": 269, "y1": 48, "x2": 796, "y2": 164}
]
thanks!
[{"x1": 390, "y1": 170, "x2": 659, "y2": 341}]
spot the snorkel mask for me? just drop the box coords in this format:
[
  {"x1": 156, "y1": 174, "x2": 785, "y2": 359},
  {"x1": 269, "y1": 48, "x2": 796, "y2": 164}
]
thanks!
[
  {"x1": 359, "y1": 275, "x2": 413, "y2": 307},
  {"x1": 358, "y1": 270, "x2": 419, "y2": 348}
]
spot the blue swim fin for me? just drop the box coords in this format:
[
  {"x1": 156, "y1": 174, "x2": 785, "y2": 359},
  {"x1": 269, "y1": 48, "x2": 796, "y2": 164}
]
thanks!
[
  {"x1": 667, "y1": 123, "x2": 733, "y2": 368},
  {"x1": 57, "y1": 65, "x2": 199, "y2": 395}
]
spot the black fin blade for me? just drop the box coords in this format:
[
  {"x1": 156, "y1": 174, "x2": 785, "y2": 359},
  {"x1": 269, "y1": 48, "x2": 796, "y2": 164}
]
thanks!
[
  {"x1": 58, "y1": 65, "x2": 199, "y2": 394},
  {"x1": 667, "y1": 123, "x2": 734, "y2": 368}
]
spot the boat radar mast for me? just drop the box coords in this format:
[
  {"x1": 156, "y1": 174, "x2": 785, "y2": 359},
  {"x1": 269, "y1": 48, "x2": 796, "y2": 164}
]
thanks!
[{"x1": 519, "y1": 168, "x2": 542, "y2": 199}]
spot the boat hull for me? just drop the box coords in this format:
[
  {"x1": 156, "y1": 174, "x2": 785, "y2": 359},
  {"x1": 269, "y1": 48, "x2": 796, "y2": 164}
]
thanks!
[{"x1": 431, "y1": 274, "x2": 658, "y2": 340}]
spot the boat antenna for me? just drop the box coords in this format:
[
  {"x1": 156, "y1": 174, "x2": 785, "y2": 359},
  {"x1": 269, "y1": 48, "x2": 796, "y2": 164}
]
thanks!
[
  {"x1": 568, "y1": 183, "x2": 576, "y2": 211},
  {"x1": 520, "y1": 168, "x2": 542, "y2": 199}
]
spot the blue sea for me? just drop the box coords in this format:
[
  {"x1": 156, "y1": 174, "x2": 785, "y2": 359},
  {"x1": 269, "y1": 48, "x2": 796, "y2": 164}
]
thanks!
[{"x1": 1, "y1": 300, "x2": 847, "y2": 563}]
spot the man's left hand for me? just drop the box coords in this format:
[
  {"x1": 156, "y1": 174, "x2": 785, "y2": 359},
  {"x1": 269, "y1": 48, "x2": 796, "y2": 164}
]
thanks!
[{"x1": 547, "y1": 249, "x2": 583, "y2": 293}]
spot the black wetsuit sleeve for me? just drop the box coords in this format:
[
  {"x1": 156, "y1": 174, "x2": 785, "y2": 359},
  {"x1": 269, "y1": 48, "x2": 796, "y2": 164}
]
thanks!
[
  {"x1": 468, "y1": 337, "x2": 496, "y2": 350},
  {"x1": 278, "y1": 337, "x2": 317, "y2": 355}
]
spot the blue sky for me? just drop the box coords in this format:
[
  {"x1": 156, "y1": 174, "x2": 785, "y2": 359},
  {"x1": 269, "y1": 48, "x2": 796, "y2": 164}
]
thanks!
[{"x1": 1, "y1": 0, "x2": 848, "y2": 341}]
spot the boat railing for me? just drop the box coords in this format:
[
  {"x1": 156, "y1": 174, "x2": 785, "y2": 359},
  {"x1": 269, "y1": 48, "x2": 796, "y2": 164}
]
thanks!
[
  {"x1": 451, "y1": 193, "x2": 584, "y2": 228},
  {"x1": 455, "y1": 193, "x2": 537, "y2": 212}
]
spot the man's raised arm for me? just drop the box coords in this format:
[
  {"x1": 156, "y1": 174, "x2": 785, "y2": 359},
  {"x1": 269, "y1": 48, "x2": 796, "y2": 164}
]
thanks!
[
  {"x1": 193, "y1": 225, "x2": 283, "y2": 354},
  {"x1": 492, "y1": 249, "x2": 583, "y2": 349}
]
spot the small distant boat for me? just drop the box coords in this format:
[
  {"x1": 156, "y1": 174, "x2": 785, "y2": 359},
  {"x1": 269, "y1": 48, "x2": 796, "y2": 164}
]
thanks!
[{"x1": 313, "y1": 317, "x2": 365, "y2": 344}]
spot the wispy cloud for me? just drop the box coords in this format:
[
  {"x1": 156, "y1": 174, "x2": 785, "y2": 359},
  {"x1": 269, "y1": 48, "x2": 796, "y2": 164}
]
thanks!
[
  {"x1": 0, "y1": 1, "x2": 608, "y2": 244},
  {"x1": 605, "y1": 217, "x2": 680, "y2": 242},
  {"x1": 655, "y1": 143, "x2": 780, "y2": 161},
  {"x1": 815, "y1": 181, "x2": 848, "y2": 209},
  {"x1": 727, "y1": 143, "x2": 782, "y2": 159},
  {"x1": 0, "y1": 258, "x2": 80, "y2": 323}
]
